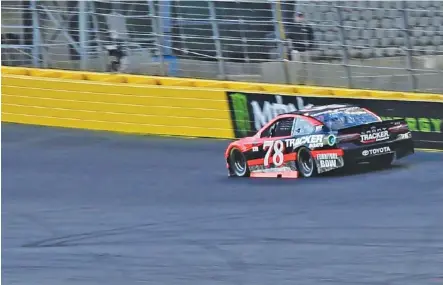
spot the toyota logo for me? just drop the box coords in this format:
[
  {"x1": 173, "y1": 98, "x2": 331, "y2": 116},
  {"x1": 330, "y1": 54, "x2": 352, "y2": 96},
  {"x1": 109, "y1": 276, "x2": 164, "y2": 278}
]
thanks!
[{"x1": 362, "y1": 150, "x2": 369, "y2": 156}]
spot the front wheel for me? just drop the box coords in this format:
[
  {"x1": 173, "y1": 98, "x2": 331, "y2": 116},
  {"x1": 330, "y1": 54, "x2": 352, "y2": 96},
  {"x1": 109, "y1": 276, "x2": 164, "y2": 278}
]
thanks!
[
  {"x1": 296, "y1": 147, "x2": 318, "y2": 178},
  {"x1": 228, "y1": 148, "x2": 250, "y2": 177}
]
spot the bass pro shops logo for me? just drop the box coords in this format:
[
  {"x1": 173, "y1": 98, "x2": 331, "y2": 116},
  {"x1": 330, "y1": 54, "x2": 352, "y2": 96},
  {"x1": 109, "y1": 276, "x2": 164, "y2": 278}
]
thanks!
[{"x1": 360, "y1": 126, "x2": 389, "y2": 144}]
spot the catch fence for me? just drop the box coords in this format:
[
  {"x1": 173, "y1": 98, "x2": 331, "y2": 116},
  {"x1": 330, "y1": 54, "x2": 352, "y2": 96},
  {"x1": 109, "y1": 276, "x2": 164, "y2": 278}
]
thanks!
[{"x1": 1, "y1": 0, "x2": 443, "y2": 93}]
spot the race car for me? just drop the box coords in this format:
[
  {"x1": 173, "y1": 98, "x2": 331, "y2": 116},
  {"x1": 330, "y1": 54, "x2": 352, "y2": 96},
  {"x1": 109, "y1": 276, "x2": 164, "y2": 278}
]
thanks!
[{"x1": 225, "y1": 104, "x2": 414, "y2": 178}]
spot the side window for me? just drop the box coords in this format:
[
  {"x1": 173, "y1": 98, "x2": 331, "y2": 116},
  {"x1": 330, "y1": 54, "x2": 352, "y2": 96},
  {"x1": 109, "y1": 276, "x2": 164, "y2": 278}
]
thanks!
[
  {"x1": 292, "y1": 117, "x2": 315, "y2": 136},
  {"x1": 274, "y1": 117, "x2": 295, "y2": 137},
  {"x1": 261, "y1": 117, "x2": 295, "y2": 138},
  {"x1": 260, "y1": 123, "x2": 274, "y2": 138}
]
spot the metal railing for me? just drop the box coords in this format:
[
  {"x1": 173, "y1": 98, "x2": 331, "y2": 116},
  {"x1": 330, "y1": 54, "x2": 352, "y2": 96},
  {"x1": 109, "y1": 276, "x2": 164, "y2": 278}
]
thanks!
[{"x1": 1, "y1": 0, "x2": 443, "y2": 93}]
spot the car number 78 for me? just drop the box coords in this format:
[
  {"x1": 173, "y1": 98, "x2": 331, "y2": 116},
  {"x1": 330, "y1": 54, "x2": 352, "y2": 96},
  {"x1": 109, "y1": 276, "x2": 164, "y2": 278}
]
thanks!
[{"x1": 263, "y1": 140, "x2": 285, "y2": 167}]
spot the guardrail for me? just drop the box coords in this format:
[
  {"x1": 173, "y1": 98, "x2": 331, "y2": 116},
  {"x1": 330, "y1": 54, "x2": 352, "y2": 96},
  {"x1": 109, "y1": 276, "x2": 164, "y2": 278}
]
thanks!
[{"x1": 2, "y1": 66, "x2": 443, "y2": 149}]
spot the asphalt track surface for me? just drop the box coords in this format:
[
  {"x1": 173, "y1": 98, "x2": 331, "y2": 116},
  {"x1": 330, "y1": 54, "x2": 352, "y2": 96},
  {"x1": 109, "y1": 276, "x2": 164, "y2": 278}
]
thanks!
[{"x1": 2, "y1": 123, "x2": 443, "y2": 285}]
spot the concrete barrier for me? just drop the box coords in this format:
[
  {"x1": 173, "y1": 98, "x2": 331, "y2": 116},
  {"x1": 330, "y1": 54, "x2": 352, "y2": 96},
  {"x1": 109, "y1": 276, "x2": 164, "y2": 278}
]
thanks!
[
  {"x1": 1, "y1": 67, "x2": 234, "y2": 138},
  {"x1": 1, "y1": 66, "x2": 442, "y2": 143}
]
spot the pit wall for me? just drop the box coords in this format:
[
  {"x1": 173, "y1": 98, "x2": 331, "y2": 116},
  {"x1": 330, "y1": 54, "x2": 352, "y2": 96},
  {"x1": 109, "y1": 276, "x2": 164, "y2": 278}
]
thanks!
[{"x1": 2, "y1": 66, "x2": 443, "y2": 149}]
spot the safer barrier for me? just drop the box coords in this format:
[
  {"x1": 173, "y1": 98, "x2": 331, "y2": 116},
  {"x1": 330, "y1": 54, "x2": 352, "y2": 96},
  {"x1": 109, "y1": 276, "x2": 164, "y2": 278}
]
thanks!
[
  {"x1": 2, "y1": 66, "x2": 443, "y2": 149},
  {"x1": 1, "y1": 67, "x2": 234, "y2": 138}
]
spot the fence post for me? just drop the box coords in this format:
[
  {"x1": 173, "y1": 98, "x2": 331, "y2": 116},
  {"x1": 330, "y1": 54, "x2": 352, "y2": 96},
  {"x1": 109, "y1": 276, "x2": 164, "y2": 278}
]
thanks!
[
  {"x1": 30, "y1": 0, "x2": 41, "y2": 67},
  {"x1": 400, "y1": 1, "x2": 417, "y2": 91},
  {"x1": 78, "y1": 0, "x2": 88, "y2": 70},
  {"x1": 272, "y1": 0, "x2": 290, "y2": 84},
  {"x1": 336, "y1": 4, "x2": 353, "y2": 88},
  {"x1": 208, "y1": 0, "x2": 226, "y2": 80},
  {"x1": 159, "y1": 0, "x2": 172, "y2": 56},
  {"x1": 148, "y1": 0, "x2": 166, "y2": 76},
  {"x1": 88, "y1": 1, "x2": 106, "y2": 71}
]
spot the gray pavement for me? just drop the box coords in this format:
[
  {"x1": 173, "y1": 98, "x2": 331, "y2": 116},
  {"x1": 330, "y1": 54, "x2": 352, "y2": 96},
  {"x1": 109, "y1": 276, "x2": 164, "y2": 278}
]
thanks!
[{"x1": 2, "y1": 123, "x2": 443, "y2": 285}]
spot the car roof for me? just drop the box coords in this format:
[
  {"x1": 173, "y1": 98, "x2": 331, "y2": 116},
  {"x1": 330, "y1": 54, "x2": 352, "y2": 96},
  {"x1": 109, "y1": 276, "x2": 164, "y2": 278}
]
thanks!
[{"x1": 284, "y1": 104, "x2": 358, "y2": 117}]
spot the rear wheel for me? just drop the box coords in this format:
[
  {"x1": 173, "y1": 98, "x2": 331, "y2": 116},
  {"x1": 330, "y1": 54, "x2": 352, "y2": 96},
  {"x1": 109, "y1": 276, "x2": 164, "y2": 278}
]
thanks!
[
  {"x1": 296, "y1": 147, "x2": 318, "y2": 178},
  {"x1": 228, "y1": 148, "x2": 250, "y2": 177}
]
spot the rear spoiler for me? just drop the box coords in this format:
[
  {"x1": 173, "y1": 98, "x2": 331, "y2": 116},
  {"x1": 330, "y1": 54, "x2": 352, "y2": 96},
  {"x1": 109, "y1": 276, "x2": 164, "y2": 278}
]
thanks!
[{"x1": 336, "y1": 118, "x2": 406, "y2": 134}]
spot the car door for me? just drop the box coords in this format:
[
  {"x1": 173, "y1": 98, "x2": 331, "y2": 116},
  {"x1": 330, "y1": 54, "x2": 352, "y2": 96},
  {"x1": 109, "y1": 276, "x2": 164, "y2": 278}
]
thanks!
[{"x1": 250, "y1": 116, "x2": 296, "y2": 168}]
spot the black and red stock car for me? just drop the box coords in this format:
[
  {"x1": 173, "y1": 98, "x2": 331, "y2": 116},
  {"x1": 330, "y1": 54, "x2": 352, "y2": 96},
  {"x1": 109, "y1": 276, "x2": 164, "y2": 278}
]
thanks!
[{"x1": 225, "y1": 104, "x2": 414, "y2": 178}]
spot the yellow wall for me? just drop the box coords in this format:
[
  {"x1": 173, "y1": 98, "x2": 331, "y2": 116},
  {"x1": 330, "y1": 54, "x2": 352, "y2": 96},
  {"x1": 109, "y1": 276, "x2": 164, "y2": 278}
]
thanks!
[
  {"x1": 2, "y1": 66, "x2": 442, "y2": 140},
  {"x1": 1, "y1": 68, "x2": 234, "y2": 138}
]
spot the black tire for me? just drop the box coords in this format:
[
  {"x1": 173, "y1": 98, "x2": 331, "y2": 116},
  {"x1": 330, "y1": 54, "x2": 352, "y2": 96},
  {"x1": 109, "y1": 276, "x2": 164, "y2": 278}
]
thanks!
[
  {"x1": 296, "y1": 147, "x2": 318, "y2": 178},
  {"x1": 228, "y1": 148, "x2": 250, "y2": 177}
]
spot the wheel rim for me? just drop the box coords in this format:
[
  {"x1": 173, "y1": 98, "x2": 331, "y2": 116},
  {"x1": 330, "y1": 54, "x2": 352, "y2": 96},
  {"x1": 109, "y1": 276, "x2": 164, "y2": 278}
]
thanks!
[
  {"x1": 298, "y1": 149, "x2": 314, "y2": 176},
  {"x1": 230, "y1": 149, "x2": 247, "y2": 176}
]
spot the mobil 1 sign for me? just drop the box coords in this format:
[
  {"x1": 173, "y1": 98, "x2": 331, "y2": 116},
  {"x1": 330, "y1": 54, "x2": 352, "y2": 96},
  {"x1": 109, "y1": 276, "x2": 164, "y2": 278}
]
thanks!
[{"x1": 226, "y1": 91, "x2": 443, "y2": 149}]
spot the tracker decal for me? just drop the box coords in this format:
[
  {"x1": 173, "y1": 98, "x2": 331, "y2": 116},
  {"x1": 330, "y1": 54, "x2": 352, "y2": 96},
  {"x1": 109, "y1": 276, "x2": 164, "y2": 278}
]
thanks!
[
  {"x1": 360, "y1": 126, "x2": 390, "y2": 144},
  {"x1": 284, "y1": 135, "x2": 324, "y2": 149}
]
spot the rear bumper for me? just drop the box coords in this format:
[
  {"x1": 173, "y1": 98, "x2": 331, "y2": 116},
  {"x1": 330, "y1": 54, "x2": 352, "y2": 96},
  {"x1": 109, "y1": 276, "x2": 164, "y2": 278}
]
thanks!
[{"x1": 342, "y1": 138, "x2": 414, "y2": 164}]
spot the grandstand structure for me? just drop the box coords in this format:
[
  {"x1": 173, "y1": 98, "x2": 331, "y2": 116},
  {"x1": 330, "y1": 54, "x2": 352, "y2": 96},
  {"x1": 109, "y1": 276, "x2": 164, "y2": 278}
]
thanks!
[{"x1": 1, "y1": 0, "x2": 443, "y2": 93}]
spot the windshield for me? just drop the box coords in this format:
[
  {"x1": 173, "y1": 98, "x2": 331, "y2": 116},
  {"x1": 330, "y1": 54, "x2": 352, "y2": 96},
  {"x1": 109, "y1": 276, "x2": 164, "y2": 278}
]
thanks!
[{"x1": 312, "y1": 107, "x2": 381, "y2": 130}]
